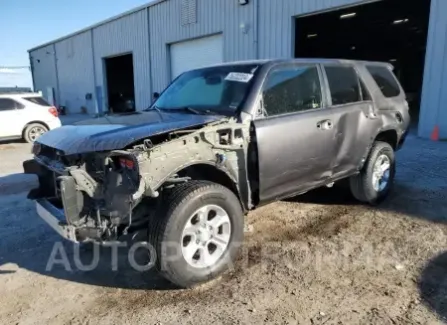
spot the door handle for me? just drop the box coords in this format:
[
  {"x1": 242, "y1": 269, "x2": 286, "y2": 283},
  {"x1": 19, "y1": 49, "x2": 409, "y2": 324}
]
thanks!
[{"x1": 317, "y1": 119, "x2": 333, "y2": 130}]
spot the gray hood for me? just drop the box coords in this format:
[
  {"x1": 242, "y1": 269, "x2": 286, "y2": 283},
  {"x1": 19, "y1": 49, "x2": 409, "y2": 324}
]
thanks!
[{"x1": 37, "y1": 111, "x2": 223, "y2": 155}]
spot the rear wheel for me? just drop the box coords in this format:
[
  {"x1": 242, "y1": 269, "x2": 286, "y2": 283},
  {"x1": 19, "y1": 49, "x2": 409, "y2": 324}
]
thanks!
[
  {"x1": 350, "y1": 141, "x2": 395, "y2": 205},
  {"x1": 24, "y1": 123, "x2": 48, "y2": 143},
  {"x1": 149, "y1": 181, "x2": 244, "y2": 288}
]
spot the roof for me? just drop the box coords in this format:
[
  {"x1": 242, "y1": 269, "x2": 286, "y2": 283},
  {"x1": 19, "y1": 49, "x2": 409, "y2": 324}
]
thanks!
[
  {"x1": 196, "y1": 58, "x2": 392, "y2": 69},
  {"x1": 28, "y1": 0, "x2": 168, "y2": 52}
]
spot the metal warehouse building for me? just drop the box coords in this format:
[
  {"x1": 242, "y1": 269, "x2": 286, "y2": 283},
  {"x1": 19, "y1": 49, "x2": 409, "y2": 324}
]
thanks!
[{"x1": 29, "y1": 0, "x2": 447, "y2": 139}]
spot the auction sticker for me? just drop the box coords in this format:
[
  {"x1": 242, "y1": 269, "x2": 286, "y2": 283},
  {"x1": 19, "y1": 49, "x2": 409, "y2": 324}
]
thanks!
[{"x1": 225, "y1": 72, "x2": 254, "y2": 83}]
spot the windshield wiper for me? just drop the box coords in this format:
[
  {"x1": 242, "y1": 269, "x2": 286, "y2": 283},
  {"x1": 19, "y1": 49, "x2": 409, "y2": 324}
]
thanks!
[
  {"x1": 145, "y1": 106, "x2": 214, "y2": 115},
  {"x1": 144, "y1": 105, "x2": 161, "y2": 113},
  {"x1": 171, "y1": 106, "x2": 214, "y2": 115}
]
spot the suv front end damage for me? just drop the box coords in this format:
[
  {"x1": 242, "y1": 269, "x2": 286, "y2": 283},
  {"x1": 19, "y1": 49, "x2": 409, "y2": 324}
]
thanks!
[{"x1": 24, "y1": 120, "x2": 251, "y2": 244}]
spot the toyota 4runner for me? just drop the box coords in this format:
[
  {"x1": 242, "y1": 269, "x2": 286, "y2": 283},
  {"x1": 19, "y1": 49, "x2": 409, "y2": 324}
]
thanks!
[{"x1": 23, "y1": 59, "x2": 410, "y2": 287}]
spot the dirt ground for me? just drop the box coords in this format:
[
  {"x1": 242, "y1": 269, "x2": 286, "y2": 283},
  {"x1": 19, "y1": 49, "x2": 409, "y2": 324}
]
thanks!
[{"x1": 1, "y1": 135, "x2": 447, "y2": 325}]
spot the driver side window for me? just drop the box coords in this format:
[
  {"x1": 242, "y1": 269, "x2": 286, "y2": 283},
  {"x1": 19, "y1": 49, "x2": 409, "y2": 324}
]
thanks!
[{"x1": 262, "y1": 64, "x2": 323, "y2": 116}]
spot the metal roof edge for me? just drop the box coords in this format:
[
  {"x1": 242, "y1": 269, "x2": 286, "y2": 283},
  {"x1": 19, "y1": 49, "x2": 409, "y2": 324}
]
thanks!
[{"x1": 28, "y1": 0, "x2": 167, "y2": 52}]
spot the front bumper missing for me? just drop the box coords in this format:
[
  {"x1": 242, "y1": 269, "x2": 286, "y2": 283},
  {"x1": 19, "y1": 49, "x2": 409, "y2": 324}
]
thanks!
[{"x1": 36, "y1": 199, "x2": 78, "y2": 243}]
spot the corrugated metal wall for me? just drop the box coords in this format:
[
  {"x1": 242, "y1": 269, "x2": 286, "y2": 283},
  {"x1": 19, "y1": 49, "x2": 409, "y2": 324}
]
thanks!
[
  {"x1": 29, "y1": 0, "x2": 446, "y2": 139},
  {"x1": 29, "y1": 44, "x2": 58, "y2": 102},
  {"x1": 419, "y1": 0, "x2": 447, "y2": 139},
  {"x1": 55, "y1": 31, "x2": 95, "y2": 114},
  {"x1": 149, "y1": 0, "x2": 256, "y2": 92},
  {"x1": 92, "y1": 9, "x2": 151, "y2": 111}
]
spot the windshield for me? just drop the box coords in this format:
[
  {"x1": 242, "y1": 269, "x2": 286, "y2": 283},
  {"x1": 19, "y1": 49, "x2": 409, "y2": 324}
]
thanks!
[{"x1": 153, "y1": 64, "x2": 260, "y2": 116}]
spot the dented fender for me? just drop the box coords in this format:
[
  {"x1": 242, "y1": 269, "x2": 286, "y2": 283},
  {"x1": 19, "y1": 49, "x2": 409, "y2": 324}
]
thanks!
[{"x1": 133, "y1": 121, "x2": 252, "y2": 208}]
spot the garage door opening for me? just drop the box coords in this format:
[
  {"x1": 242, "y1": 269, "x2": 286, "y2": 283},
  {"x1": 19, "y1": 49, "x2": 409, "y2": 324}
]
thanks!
[
  {"x1": 104, "y1": 53, "x2": 136, "y2": 114},
  {"x1": 295, "y1": 0, "x2": 431, "y2": 122}
]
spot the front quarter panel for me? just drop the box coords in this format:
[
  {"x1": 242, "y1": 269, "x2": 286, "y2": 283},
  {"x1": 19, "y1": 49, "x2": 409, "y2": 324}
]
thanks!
[{"x1": 136, "y1": 121, "x2": 252, "y2": 209}]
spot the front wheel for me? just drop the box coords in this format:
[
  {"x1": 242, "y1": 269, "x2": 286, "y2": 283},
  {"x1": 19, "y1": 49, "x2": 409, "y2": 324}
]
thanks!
[
  {"x1": 149, "y1": 181, "x2": 244, "y2": 288},
  {"x1": 350, "y1": 141, "x2": 395, "y2": 205}
]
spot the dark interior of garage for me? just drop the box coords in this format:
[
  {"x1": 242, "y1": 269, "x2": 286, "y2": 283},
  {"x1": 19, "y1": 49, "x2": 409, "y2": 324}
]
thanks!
[
  {"x1": 104, "y1": 53, "x2": 136, "y2": 113},
  {"x1": 295, "y1": 0, "x2": 431, "y2": 121}
]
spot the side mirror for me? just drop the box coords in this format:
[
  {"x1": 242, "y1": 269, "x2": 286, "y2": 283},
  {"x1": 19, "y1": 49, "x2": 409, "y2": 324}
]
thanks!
[{"x1": 153, "y1": 92, "x2": 160, "y2": 100}]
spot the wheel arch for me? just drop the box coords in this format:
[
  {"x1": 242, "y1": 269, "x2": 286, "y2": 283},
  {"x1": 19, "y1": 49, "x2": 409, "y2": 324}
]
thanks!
[
  {"x1": 374, "y1": 129, "x2": 398, "y2": 150},
  {"x1": 359, "y1": 128, "x2": 398, "y2": 170},
  {"x1": 22, "y1": 121, "x2": 50, "y2": 138},
  {"x1": 158, "y1": 162, "x2": 248, "y2": 212}
]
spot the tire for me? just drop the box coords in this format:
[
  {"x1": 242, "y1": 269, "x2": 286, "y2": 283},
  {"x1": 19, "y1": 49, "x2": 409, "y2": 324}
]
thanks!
[
  {"x1": 149, "y1": 181, "x2": 244, "y2": 288},
  {"x1": 24, "y1": 123, "x2": 48, "y2": 143},
  {"x1": 349, "y1": 141, "x2": 395, "y2": 205}
]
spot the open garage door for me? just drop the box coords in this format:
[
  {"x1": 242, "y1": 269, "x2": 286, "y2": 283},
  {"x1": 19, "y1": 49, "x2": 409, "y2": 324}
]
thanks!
[
  {"x1": 295, "y1": 0, "x2": 431, "y2": 124},
  {"x1": 104, "y1": 53, "x2": 136, "y2": 114},
  {"x1": 170, "y1": 34, "x2": 223, "y2": 80}
]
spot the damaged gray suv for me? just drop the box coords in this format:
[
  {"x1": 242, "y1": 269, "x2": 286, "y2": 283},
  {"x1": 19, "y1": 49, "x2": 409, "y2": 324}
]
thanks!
[{"x1": 24, "y1": 59, "x2": 410, "y2": 287}]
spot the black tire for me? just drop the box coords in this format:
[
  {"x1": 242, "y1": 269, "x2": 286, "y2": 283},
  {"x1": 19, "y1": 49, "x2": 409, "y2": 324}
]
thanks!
[
  {"x1": 24, "y1": 123, "x2": 48, "y2": 143},
  {"x1": 149, "y1": 181, "x2": 244, "y2": 288},
  {"x1": 349, "y1": 141, "x2": 395, "y2": 205}
]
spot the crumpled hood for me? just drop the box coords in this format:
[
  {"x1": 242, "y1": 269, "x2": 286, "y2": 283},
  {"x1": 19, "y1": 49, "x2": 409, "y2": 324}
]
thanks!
[{"x1": 36, "y1": 111, "x2": 223, "y2": 155}]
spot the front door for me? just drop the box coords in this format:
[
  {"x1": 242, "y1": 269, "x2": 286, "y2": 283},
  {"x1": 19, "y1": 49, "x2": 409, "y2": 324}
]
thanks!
[{"x1": 254, "y1": 63, "x2": 336, "y2": 203}]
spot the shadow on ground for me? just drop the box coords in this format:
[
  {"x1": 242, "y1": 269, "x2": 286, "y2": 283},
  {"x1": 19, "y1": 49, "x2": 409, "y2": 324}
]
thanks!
[
  {"x1": 418, "y1": 251, "x2": 447, "y2": 322},
  {"x1": 0, "y1": 139, "x2": 24, "y2": 145},
  {"x1": 0, "y1": 173, "x2": 37, "y2": 196},
  {"x1": 287, "y1": 180, "x2": 447, "y2": 225},
  {"x1": 0, "y1": 229, "x2": 177, "y2": 291},
  {"x1": 0, "y1": 173, "x2": 177, "y2": 291}
]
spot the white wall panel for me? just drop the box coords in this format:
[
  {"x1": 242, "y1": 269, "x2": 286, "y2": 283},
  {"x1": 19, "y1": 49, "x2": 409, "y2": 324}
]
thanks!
[
  {"x1": 29, "y1": 45, "x2": 58, "y2": 103},
  {"x1": 170, "y1": 34, "x2": 223, "y2": 78},
  {"x1": 55, "y1": 31, "x2": 95, "y2": 114},
  {"x1": 149, "y1": 0, "x2": 256, "y2": 92}
]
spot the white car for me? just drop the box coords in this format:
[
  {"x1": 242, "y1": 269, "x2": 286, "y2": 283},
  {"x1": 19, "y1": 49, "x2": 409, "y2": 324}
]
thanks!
[{"x1": 0, "y1": 93, "x2": 62, "y2": 143}]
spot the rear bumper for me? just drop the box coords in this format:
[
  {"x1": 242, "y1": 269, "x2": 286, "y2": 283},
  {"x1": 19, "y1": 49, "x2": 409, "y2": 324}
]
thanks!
[
  {"x1": 46, "y1": 118, "x2": 62, "y2": 130},
  {"x1": 36, "y1": 199, "x2": 78, "y2": 242}
]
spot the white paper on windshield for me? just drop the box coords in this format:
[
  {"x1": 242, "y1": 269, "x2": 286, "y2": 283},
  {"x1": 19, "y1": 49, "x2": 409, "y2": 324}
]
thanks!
[{"x1": 225, "y1": 72, "x2": 254, "y2": 83}]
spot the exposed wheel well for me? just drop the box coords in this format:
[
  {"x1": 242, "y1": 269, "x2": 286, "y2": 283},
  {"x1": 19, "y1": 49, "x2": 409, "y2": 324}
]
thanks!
[
  {"x1": 177, "y1": 164, "x2": 243, "y2": 207},
  {"x1": 375, "y1": 130, "x2": 398, "y2": 149},
  {"x1": 22, "y1": 121, "x2": 49, "y2": 138}
]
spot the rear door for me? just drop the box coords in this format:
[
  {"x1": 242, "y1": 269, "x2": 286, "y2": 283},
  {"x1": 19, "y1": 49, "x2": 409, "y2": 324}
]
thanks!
[
  {"x1": 322, "y1": 64, "x2": 379, "y2": 177},
  {"x1": 254, "y1": 63, "x2": 337, "y2": 203},
  {"x1": 0, "y1": 98, "x2": 23, "y2": 137}
]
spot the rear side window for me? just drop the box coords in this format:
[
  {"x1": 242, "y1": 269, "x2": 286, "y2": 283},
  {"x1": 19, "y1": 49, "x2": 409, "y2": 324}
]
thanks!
[
  {"x1": 24, "y1": 96, "x2": 51, "y2": 106},
  {"x1": 366, "y1": 65, "x2": 401, "y2": 98},
  {"x1": 262, "y1": 64, "x2": 323, "y2": 116},
  {"x1": 0, "y1": 98, "x2": 23, "y2": 111},
  {"x1": 324, "y1": 66, "x2": 363, "y2": 105}
]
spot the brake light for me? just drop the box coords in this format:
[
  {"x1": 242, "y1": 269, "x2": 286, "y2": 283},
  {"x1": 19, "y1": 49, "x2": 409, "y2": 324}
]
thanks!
[
  {"x1": 48, "y1": 106, "x2": 59, "y2": 117},
  {"x1": 119, "y1": 157, "x2": 135, "y2": 169}
]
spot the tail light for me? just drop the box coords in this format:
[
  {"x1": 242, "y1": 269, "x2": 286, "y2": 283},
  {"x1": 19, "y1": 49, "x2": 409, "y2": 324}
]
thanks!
[{"x1": 48, "y1": 106, "x2": 59, "y2": 117}]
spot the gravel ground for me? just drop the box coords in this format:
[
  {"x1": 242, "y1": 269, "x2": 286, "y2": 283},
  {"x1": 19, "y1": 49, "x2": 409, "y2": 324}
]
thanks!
[{"x1": 0, "y1": 135, "x2": 447, "y2": 325}]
